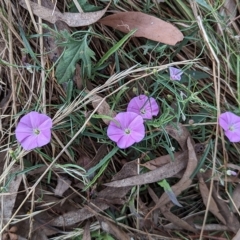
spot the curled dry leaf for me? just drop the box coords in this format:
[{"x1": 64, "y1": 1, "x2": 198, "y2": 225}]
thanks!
[
  {"x1": 161, "y1": 205, "x2": 197, "y2": 233},
  {"x1": 212, "y1": 183, "x2": 240, "y2": 233},
  {"x1": 86, "y1": 90, "x2": 116, "y2": 125},
  {"x1": 0, "y1": 166, "x2": 23, "y2": 226},
  {"x1": 198, "y1": 174, "x2": 226, "y2": 224},
  {"x1": 219, "y1": 0, "x2": 237, "y2": 19},
  {"x1": 165, "y1": 123, "x2": 190, "y2": 150},
  {"x1": 54, "y1": 176, "x2": 72, "y2": 197},
  {"x1": 233, "y1": 228, "x2": 240, "y2": 240},
  {"x1": 82, "y1": 145, "x2": 108, "y2": 170},
  {"x1": 152, "y1": 138, "x2": 198, "y2": 233},
  {"x1": 83, "y1": 221, "x2": 91, "y2": 240},
  {"x1": 98, "y1": 217, "x2": 129, "y2": 240},
  {"x1": 232, "y1": 184, "x2": 240, "y2": 213},
  {"x1": 19, "y1": 0, "x2": 109, "y2": 27},
  {"x1": 146, "y1": 137, "x2": 198, "y2": 218},
  {"x1": 141, "y1": 150, "x2": 187, "y2": 170},
  {"x1": 99, "y1": 12, "x2": 183, "y2": 45},
  {"x1": 104, "y1": 151, "x2": 188, "y2": 187}
]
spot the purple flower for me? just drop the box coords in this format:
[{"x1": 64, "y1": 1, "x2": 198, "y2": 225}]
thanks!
[
  {"x1": 15, "y1": 111, "x2": 52, "y2": 150},
  {"x1": 107, "y1": 112, "x2": 145, "y2": 149},
  {"x1": 169, "y1": 67, "x2": 183, "y2": 81},
  {"x1": 127, "y1": 95, "x2": 159, "y2": 120},
  {"x1": 226, "y1": 170, "x2": 237, "y2": 176},
  {"x1": 219, "y1": 112, "x2": 240, "y2": 142}
]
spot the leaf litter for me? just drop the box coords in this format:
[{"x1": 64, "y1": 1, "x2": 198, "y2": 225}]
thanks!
[
  {"x1": 2, "y1": 0, "x2": 240, "y2": 239},
  {"x1": 0, "y1": 165, "x2": 23, "y2": 227},
  {"x1": 51, "y1": 160, "x2": 138, "y2": 227},
  {"x1": 19, "y1": 0, "x2": 110, "y2": 27}
]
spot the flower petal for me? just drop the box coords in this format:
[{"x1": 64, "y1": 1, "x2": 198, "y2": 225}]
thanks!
[
  {"x1": 127, "y1": 95, "x2": 159, "y2": 119},
  {"x1": 225, "y1": 129, "x2": 240, "y2": 142},
  {"x1": 130, "y1": 128, "x2": 145, "y2": 142},
  {"x1": 27, "y1": 111, "x2": 41, "y2": 129},
  {"x1": 107, "y1": 124, "x2": 124, "y2": 142},
  {"x1": 169, "y1": 67, "x2": 183, "y2": 81},
  {"x1": 128, "y1": 114, "x2": 144, "y2": 130},
  {"x1": 219, "y1": 112, "x2": 240, "y2": 131},
  {"x1": 20, "y1": 135, "x2": 39, "y2": 150},
  {"x1": 38, "y1": 115, "x2": 53, "y2": 130},
  {"x1": 37, "y1": 131, "x2": 51, "y2": 147},
  {"x1": 117, "y1": 135, "x2": 136, "y2": 149},
  {"x1": 114, "y1": 112, "x2": 134, "y2": 129}
]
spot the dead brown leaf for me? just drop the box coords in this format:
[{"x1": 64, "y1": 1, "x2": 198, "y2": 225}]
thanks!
[
  {"x1": 153, "y1": 139, "x2": 198, "y2": 233},
  {"x1": 161, "y1": 205, "x2": 197, "y2": 233},
  {"x1": 98, "y1": 217, "x2": 129, "y2": 240},
  {"x1": 51, "y1": 160, "x2": 138, "y2": 227},
  {"x1": 162, "y1": 137, "x2": 197, "y2": 202},
  {"x1": 78, "y1": 145, "x2": 108, "y2": 170},
  {"x1": 232, "y1": 184, "x2": 240, "y2": 213},
  {"x1": 99, "y1": 12, "x2": 183, "y2": 45},
  {"x1": 198, "y1": 174, "x2": 226, "y2": 224},
  {"x1": 233, "y1": 228, "x2": 240, "y2": 240},
  {"x1": 212, "y1": 183, "x2": 240, "y2": 233},
  {"x1": 104, "y1": 151, "x2": 188, "y2": 187},
  {"x1": 146, "y1": 137, "x2": 198, "y2": 219},
  {"x1": 165, "y1": 123, "x2": 190, "y2": 150},
  {"x1": 141, "y1": 150, "x2": 187, "y2": 171},
  {"x1": 54, "y1": 176, "x2": 72, "y2": 197},
  {"x1": 0, "y1": 165, "x2": 23, "y2": 227},
  {"x1": 219, "y1": 0, "x2": 237, "y2": 19},
  {"x1": 86, "y1": 90, "x2": 116, "y2": 125},
  {"x1": 37, "y1": 0, "x2": 68, "y2": 63},
  {"x1": 83, "y1": 221, "x2": 91, "y2": 240},
  {"x1": 30, "y1": 228, "x2": 48, "y2": 240},
  {"x1": 19, "y1": 0, "x2": 109, "y2": 27}
]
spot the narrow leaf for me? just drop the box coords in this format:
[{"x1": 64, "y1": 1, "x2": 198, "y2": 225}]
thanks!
[
  {"x1": 95, "y1": 29, "x2": 137, "y2": 68},
  {"x1": 158, "y1": 179, "x2": 182, "y2": 207}
]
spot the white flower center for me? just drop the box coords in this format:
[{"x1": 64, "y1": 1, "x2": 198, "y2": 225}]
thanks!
[
  {"x1": 229, "y1": 125, "x2": 235, "y2": 131},
  {"x1": 33, "y1": 128, "x2": 40, "y2": 135},
  {"x1": 124, "y1": 128, "x2": 131, "y2": 134},
  {"x1": 140, "y1": 108, "x2": 146, "y2": 115}
]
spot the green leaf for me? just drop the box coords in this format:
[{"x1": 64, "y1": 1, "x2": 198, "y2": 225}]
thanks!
[
  {"x1": 19, "y1": 25, "x2": 41, "y2": 67},
  {"x1": 95, "y1": 29, "x2": 137, "y2": 69},
  {"x1": 180, "y1": 70, "x2": 210, "y2": 83},
  {"x1": 69, "y1": 0, "x2": 101, "y2": 12},
  {"x1": 56, "y1": 34, "x2": 95, "y2": 84},
  {"x1": 87, "y1": 146, "x2": 118, "y2": 176},
  {"x1": 158, "y1": 179, "x2": 182, "y2": 207},
  {"x1": 195, "y1": 0, "x2": 212, "y2": 10},
  {"x1": 158, "y1": 179, "x2": 171, "y2": 191}
]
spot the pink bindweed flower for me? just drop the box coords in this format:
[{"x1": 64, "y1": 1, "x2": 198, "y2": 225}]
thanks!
[
  {"x1": 169, "y1": 67, "x2": 183, "y2": 81},
  {"x1": 107, "y1": 112, "x2": 145, "y2": 149},
  {"x1": 226, "y1": 170, "x2": 237, "y2": 176},
  {"x1": 127, "y1": 95, "x2": 159, "y2": 120},
  {"x1": 219, "y1": 112, "x2": 240, "y2": 142},
  {"x1": 15, "y1": 111, "x2": 52, "y2": 150}
]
